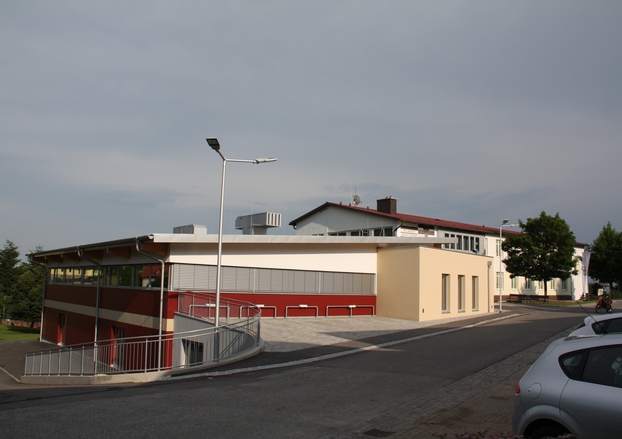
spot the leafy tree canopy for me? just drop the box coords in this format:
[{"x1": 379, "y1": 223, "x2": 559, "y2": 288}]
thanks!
[
  {"x1": 10, "y1": 245, "x2": 44, "y2": 324},
  {"x1": 589, "y1": 222, "x2": 622, "y2": 295},
  {"x1": 1, "y1": 241, "x2": 44, "y2": 324},
  {"x1": 502, "y1": 211, "x2": 578, "y2": 298},
  {"x1": 0, "y1": 240, "x2": 22, "y2": 304}
]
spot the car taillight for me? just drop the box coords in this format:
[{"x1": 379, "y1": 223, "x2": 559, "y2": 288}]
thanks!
[{"x1": 515, "y1": 384, "x2": 521, "y2": 395}]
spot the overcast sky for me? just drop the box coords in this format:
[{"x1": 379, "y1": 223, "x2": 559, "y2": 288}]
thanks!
[{"x1": 2, "y1": 1, "x2": 621, "y2": 256}]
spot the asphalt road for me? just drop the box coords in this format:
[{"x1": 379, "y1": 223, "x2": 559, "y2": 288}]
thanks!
[{"x1": 0, "y1": 304, "x2": 587, "y2": 439}]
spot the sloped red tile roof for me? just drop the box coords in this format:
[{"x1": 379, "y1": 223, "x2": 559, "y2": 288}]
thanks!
[{"x1": 289, "y1": 201, "x2": 516, "y2": 235}]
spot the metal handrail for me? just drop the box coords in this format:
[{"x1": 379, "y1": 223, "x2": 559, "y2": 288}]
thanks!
[
  {"x1": 284, "y1": 304, "x2": 318, "y2": 318},
  {"x1": 24, "y1": 293, "x2": 262, "y2": 378},
  {"x1": 325, "y1": 304, "x2": 375, "y2": 317}
]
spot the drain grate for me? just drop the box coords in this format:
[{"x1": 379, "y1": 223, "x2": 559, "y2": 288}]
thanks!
[{"x1": 362, "y1": 428, "x2": 395, "y2": 437}]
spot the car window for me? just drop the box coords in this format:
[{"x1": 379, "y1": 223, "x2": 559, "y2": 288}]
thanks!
[
  {"x1": 559, "y1": 351, "x2": 586, "y2": 379},
  {"x1": 591, "y1": 321, "x2": 608, "y2": 334},
  {"x1": 582, "y1": 346, "x2": 622, "y2": 388},
  {"x1": 605, "y1": 318, "x2": 622, "y2": 334}
]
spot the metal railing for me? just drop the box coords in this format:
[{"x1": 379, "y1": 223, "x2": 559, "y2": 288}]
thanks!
[{"x1": 24, "y1": 293, "x2": 261, "y2": 378}]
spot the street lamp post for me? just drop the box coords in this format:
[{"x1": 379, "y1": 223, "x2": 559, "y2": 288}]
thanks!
[
  {"x1": 207, "y1": 138, "x2": 277, "y2": 327},
  {"x1": 499, "y1": 219, "x2": 518, "y2": 313}
]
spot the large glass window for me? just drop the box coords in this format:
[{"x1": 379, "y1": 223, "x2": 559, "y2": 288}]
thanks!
[
  {"x1": 47, "y1": 264, "x2": 167, "y2": 289},
  {"x1": 117, "y1": 266, "x2": 132, "y2": 287},
  {"x1": 83, "y1": 268, "x2": 100, "y2": 285},
  {"x1": 105, "y1": 267, "x2": 119, "y2": 286}
]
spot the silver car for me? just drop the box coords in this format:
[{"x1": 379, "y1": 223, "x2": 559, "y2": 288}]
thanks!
[
  {"x1": 513, "y1": 333, "x2": 622, "y2": 439},
  {"x1": 569, "y1": 313, "x2": 622, "y2": 337}
]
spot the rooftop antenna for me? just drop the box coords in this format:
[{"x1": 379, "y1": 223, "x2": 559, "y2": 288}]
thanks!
[{"x1": 352, "y1": 191, "x2": 361, "y2": 206}]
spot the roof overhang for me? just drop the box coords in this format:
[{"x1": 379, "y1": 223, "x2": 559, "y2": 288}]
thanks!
[{"x1": 29, "y1": 233, "x2": 460, "y2": 266}]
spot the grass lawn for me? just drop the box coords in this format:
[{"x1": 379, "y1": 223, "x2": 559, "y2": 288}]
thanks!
[{"x1": 0, "y1": 324, "x2": 40, "y2": 341}]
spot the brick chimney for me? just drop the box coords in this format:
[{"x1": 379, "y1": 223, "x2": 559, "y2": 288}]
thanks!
[{"x1": 377, "y1": 197, "x2": 397, "y2": 214}]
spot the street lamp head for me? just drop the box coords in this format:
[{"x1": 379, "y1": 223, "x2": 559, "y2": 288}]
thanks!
[
  {"x1": 253, "y1": 158, "x2": 278, "y2": 164},
  {"x1": 502, "y1": 219, "x2": 509, "y2": 225},
  {"x1": 206, "y1": 138, "x2": 220, "y2": 151}
]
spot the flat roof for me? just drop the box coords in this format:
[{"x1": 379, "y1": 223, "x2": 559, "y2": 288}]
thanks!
[{"x1": 29, "y1": 232, "x2": 460, "y2": 264}]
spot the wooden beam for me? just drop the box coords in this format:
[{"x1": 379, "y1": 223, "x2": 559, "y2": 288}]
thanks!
[
  {"x1": 63, "y1": 252, "x2": 81, "y2": 262},
  {"x1": 108, "y1": 246, "x2": 132, "y2": 259},
  {"x1": 141, "y1": 243, "x2": 168, "y2": 257},
  {"x1": 82, "y1": 249, "x2": 104, "y2": 261},
  {"x1": 45, "y1": 254, "x2": 63, "y2": 263}
]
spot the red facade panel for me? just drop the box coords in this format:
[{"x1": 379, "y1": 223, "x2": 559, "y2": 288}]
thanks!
[
  {"x1": 217, "y1": 293, "x2": 376, "y2": 318},
  {"x1": 46, "y1": 284, "x2": 97, "y2": 307}
]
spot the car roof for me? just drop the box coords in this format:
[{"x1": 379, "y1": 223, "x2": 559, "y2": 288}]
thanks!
[
  {"x1": 582, "y1": 312, "x2": 622, "y2": 326},
  {"x1": 557, "y1": 333, "x2": 622, "y2": 352}
]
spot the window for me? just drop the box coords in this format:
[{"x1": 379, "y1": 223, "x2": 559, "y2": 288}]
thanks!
[
  {"x1": 105, "y1": 267, "x2": 119, "y2": 286},
  {"x1": 560, "y1": 350, "x2": 586, "y2": 380},
  {"x1": 591, "y1": 318, "x2": 622, "y2": 335},
  {"x1": 538, "y1": 280, "x2": 544, "y2": 290},
  {"x1": 562, "y1": 279, "x2": 569, "y2": 291},
  {"x1": 511, "y1": 277, "x2": 518, "y2": 290},
  {"x1": 472, "y1": 276, "x2": 479, "y2": 311},
  {"x1": 560, "y1": 345, "x2": 622, "y2": 388},
  {"x1": 496, "y1": 239, "x2": 501, "y2": 257},
  {"x1": 444, "y1": 233, "x2": 481, "y2": 252},
  {"x1": 183, "y1": 340, "x2": 204, "y2": 366},
  {"x1": 583, "y1": 346, "x2": 622, "y2": 388},
  {"x1": 496, "y1": 272, "x2": 503, "y2": 290},
  {"x1": 472, "y1": 237, "x2": 480, "y2": 253},
  {"x1": 442, "y1": 274, "x2": 450, "y2": 313},
  {"x1": 458, "y1": 275, "x2": 465, "y2": 312},
  {"x1": 373, "y1": 227, "x2": 393, "y2": 236},
  {"x1": 525, "y1": 278, "x2": 532, "y2": 291},
  {"x1": 119, "y1": 266, "x2": 134, "y2": 287},
  {"x1": 549, "y1": 279, "x2": 556, "y2": 291},
  {"x1": 83, "y1": 268, "x2": 100, "y2": 285}
]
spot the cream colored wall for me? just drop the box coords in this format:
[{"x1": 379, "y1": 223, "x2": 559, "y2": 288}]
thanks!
[
  {"x1": 169, "y1": 242, "x2": 379, "y2": 273},
  {"x1": 377, "y1": 246, "x2": 492, "y2": 322},
  {"x1": 376, "y1": 246, "x2": 421, "y2": 321}
]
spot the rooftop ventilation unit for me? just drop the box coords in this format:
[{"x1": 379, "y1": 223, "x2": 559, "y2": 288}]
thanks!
[
  {"x1": 235, "y1": 212, "x2": 282, "y2": 235},
  {"x1": 173, "y1": 224, "x2": 207, "y2": 234}
]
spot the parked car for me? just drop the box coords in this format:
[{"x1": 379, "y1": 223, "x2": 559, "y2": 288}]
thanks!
[
  {"x1": 513, "y1": 333, "x2": 622, "y2": 439},
  {"x1": 569, "y1": 312, "x2": 622, "y2": 336}
]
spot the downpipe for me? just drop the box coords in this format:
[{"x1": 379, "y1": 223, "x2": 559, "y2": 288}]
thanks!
[
  {"x1": 135, "y1": 237, "x2": 166, "y2": 371},
  {"x1": 77, "y1": 246, "x2": 102, "y2": 370}
]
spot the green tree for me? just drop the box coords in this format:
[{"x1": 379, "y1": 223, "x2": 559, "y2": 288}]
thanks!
[
  {"x1": 502, "y1": 211, "x2": 579, "y2": 301},
  {"x1": 589, "y1": 222, "x2": 622, "y2": 299},
  {"x1": 0, "y1": 240, "x2": 22, "y2": 319},
  {"x1": 9, "y1": 246, "x2": 44, "y2": 326}
]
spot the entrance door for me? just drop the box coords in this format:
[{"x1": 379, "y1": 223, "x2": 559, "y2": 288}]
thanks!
[{"x1": 57, "y1": 314, "x2": 66, "y2": 346}]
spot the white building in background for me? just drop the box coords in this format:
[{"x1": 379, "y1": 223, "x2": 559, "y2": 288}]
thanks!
[{"x1": 290, "y1": 196, "x2": 589, "y2": 302}]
